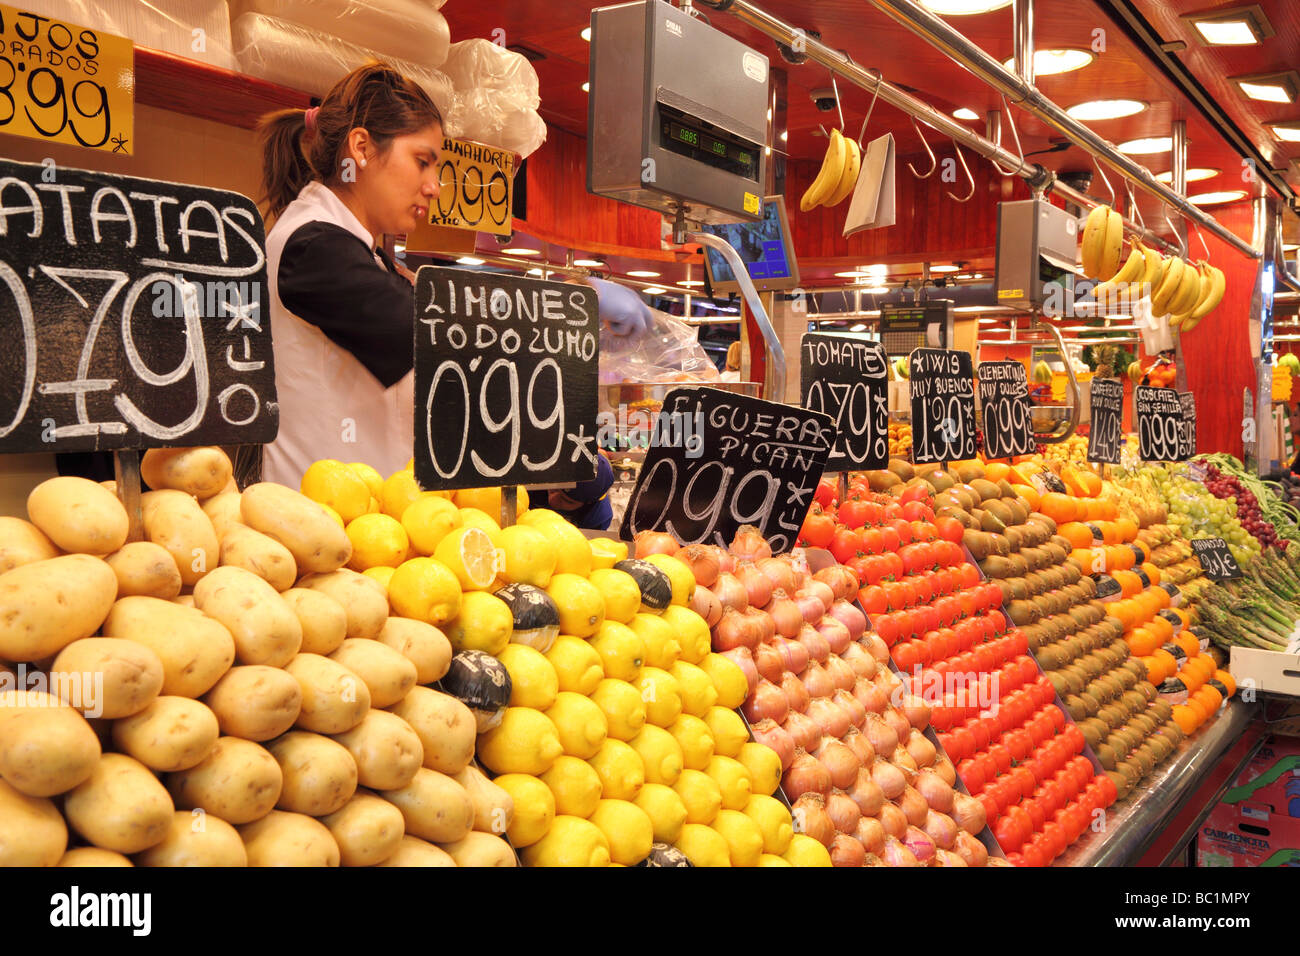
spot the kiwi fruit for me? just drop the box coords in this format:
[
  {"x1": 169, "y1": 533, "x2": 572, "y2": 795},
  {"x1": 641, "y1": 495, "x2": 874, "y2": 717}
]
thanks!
[
  {"x1": 1044, "y1": 542, "x2": 1069, "y2": 566},
  {"x1": 1003, "y1": 525, "x2": 1024, "y2": 552},
  {"x1": 1116, "y1": 668, "x2": 1137, "y2": 692},
  {"x1": 981, "y1": 555, "x2": 1014, "y2": 579},
  {"x1": 978, "y1": 509, "x2": 1006, "y2": 534},
  {"x1": 1162, "y1": 719, "x2": 1185, "y2": 746},
  {"x1": 926, "y1": 470, "x2": 955, "y2": 492},
  {"x1": 1064, "y1": 694, "x2": 1088, "y2": 721},
  {"x1": 867, "y1": 469, "x2": 902, "y2": 491},
  {"x1": 968, "y1": 478, "x2": 999, "y2": 501},
  {"x1": 1138, "y1": 681, "x2": 1157, "y2": 703},
  {"x1": 1149, "y1": 700, "x2": 1173, "y2": 723},
  {"x1": 1107, "y1": 769, "x2": 1133, "y2": 801},
  {"x1": 1030, "y1": 513, "x2": 1058, "y2": 536},
  {"x1": 1131, "y1": 746, "x2": 1155, "y2": 778},
  {"x1": 1009, "y1": 553, "x2": 1029, "y2": 577},
  {"x1": 1095, "y1": 742, "x2": 1117, "y2": 770},
  {"x1": 992, "y1": 534, "x2": 1011, "y2": 557},
  {"x1": 1098, "y1": 704, "x2": 1124, "y2": 729},
  {"x1": 1042, "y1": 567, "x2": 1066, "y2": 590},
  {"x1": 1061, "y1": 563, "x2": 1082, "y2": 586},
  {"x1": 1005, "y1": 498, "x2": 1029, "y2": 525},
  {"x1": 1047, "y1": 670, "x2": 1070, "y2": 698},
  {"x1": 1050, "y1": 534, "x2": 1074, "y2": 555},
  {"x1": 1081, "y1": 721, "x2": 1104, "y2": 750},
  {"x1": 1007, "y1": 577, "x2": 1029, "y2": 603},
  {"x1": 1007, "y1": 599, "x2": 1040, "y2": 626},
  {"x1": 955, "y1": 462, "x2": 984, "y2": 484},
  {"x1": 1078, "y1": 577, "x2": 1098, "y2": 600},
  {"x1": 964, "y1": 529, "x2": 992, "y2": 561},
  {"x1": 887, "y1": 459, "x2": 914, "y2": 481}
]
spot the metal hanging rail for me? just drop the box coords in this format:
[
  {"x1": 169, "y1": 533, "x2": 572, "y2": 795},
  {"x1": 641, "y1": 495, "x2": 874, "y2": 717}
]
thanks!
[
  {"x1": 695, "y1": 0, "x2": 1259, "y2": 260},
  {"x1": 853, "y1": 0, "x2": 1261, "y2": 260}
]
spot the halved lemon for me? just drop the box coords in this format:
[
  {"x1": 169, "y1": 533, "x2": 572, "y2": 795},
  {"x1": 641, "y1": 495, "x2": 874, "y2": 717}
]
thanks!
[{"x1": 434, "y1": 526, "x2": 503, "y2": 591}]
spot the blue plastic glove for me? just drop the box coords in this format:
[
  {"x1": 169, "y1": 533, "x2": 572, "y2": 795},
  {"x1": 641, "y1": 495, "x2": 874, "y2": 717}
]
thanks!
[{"x1": 588, "y1": 276, "x2": 652, "y2": 337}]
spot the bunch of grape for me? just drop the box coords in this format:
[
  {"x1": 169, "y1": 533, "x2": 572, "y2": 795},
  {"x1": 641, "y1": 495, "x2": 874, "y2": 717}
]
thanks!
[
  {"x1": 1204, "y1": 463, "x2": 1282, "y2": 551},
  {"x1": 1149, "y1": 466, "x2": 1262, "y2": 567}
]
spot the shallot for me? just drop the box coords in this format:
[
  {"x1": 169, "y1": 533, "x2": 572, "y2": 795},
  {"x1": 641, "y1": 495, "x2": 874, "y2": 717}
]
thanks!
[
  {"x1": 782, "y1": 711, "x2": 822, "y2": 752},
  {"x1": 796, "y1": 623, "x2": 831, "y2": 664},
  {"x1": 635, "y1": 530, "x2": 679, "y2": 557},
  {"x1": 905, "y1": 729, "x2": 937, "y2": 768},
  {"x1": 903, "y1": 825, "x2": 936, "y2": 863},
  {"x1": 790, "y1": 792, "x2": 835, "y2": 847},
  {"x1": 772, "y1": 636, "x2": 809, "y2": 676},
  {"x1": 933, "y1": 849, "x2": 968, "y2": 867},
  {"x1": 812, "y1": 738, "x2": 861, "y2": 790},
  {"x1": 742, "y1": 678, "x2": 789, "y2": 724},
  {"x1": 878, "y1": 803, "x2": 908, "y2": 840},
  {"x1": 847, "y1": 768, "x2": 885, "y2": 816},
  {"x1": 829, "y1": 833, "x2": 866, "y2": 867},
  {"x1": 783, "y1": 752, "x2": 832, "y2": 802},
  {"x1": 953, "y1": 830, "x2": 989, "y2": 867},
  {"x1": 713, "y1": 607, "x2": 758, "y2": 652},
  {"x1": 756, "y1": 557, "x2": 796, "y2": 594},
  {"x1": 825, "y1": 656, "x2": 857, "y2": 693},
  {"x1": 780, "y1": 671, "x2": 810, "y2": 714},
  {"x1": 950, "y1": 792, "x2": 987, "y2": 836},
  {"x1": 807, "y1": 696, "x2": 851, "y2": 739},
  {"x1": 719, "y1": 647, "x2": 758, "y2": 691},
  {"x1": 800, "y1": 661, "x2": 834, "y2": 700},
  {"x1": 676, "y1": 544, "x2": 721, "y2": 587},
  {"x1": 922, "y1": 809, "x2": 959, "y2": 849},
  {"x1": 793, "y1": 589, "x2": 827, "y2": 624},
  {"x1": 813, "y1": 565, "x2": 857, "y2": 601},
  {"x1": 897, "y1": 785, "x2": 929, "y2": 828},
  {"x1": 932, "y1": 754, "x2": 957, "y2": 788},
  {"x1": 914, "y1": 767, "x2": 955, "y2": 813},
  {"x1": 798, "y1": 580, "x2": 835, "y2": 615},
  {"x1": 841, "y1": 728, "x2": 876, "y2": 767},
  {"x1": 817, "y1": 616, "x2": 852, "y2": 655},
  {"x1": 880, "y1": 835, "x2": 919, "y2": 867},
  {"x1": 900, "y1": 694, "x2": 932, "y2": 731},
  {"x1": 853, "y1": 677, "x2": 890, "y2": 715},
  {"x1": 840, "y1": 642, "x2": 878, "y2": 680},
  {"x1": 833, "y1": 688, "x2": 867, "y2": 731},
  {"x1": 742, "y1": 605, "x2": 776, "y2": 642},
  {"x1": 753, "y1": 642, "x2": 784, "y2": 685},
  {"x1": 690, "y1": 584, "x2": 723, "y2": 627},
  {"x1": 712, "y1": 573, "x2": 749, "y2": 612},
  {"x1": 731, "y1": 525, "x2": 772, "y2": 561},
  {"x1": 871, "y1": 756, "x2": 907, "y2": 800},
  {"x1": 825, "y1": 790, "x2": 862, "y2": 835},
  {"x1": 856, "y1": 815, "x2": 886, "y2": 855},
  {"x1": 766, "y1": 590, "x2": 803, "y2": 639},
  {"x1": 882, "y1": 707, "x2": 912, "y2": 744},
  {"x1": 827, "y1": 600, "x2": 867, "y2": 640},
  {"x1": 863, "y1": 713, "x2": 899, "y2": 755},
  {"x1": 861, "y1": 632, "x2": 891, "y2": 664}
]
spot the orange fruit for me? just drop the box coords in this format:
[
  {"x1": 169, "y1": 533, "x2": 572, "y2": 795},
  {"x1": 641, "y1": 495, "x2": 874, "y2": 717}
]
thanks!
[
  {"x1": 1196, "y1": 684, "x2": 1223, "y2": 714},
  {"x1": 1150, "y1": 649, "x2": 1178, "y2": 681},
  {"x1": 1108, "y1": 545, "x2": 1135, "y2": 571},
  {"x1": 1147, "y1": 615, "x2": 1174, "y2": 642},
  {"x1": 1185, "y1": 696, "x2": 1208, "y2": 724},
  {"x1": 1061, "y1": 523, "x2": 1094, "y2": 550},
  {"x1": 1080, "y1": 472, "x2": 1103, "y2": 497},
  {"x1": 1113, "y1": 570, "x2": 1142, "y2": 598},
  {"x1": 1172, "y1": 704, "x2": 1200, "y2": 735},
  {"x1": 1126, "y1": 627, "x2": 1161, "y2": 656},
  {"x1": 1115, "y1": 518, "x2": 1139, "y2": 542},
  {"x1": 1011, "y1": 484, "x2": 1040, "y2": 509},
  {"x1": 1039, "y1": 493, "x2": 1071, "y2": 523},
  {"x1": 1101, "y1": 499, "x2": 1118, "y2": 520},
  {"x1": 1006, "y1": 466, "x2": 1029, "y2": 485},
  {"x1": 1214, "y1": 669, "x2": 1236, "y2": 698},
  {"x1": 1111, "y1": 600, "x2": 1137, "y2": 629},
  {"x1": 1085, "y1": 498, "x2": 1105, "y2": 521},
  {"x1": 1141, "y1": 563, "x2": 1162, "y2": 586},
  {"x1": 984, "y1": 462, "x2": 1010, "y2": 483},
  {"x1": 1151, "y1": 587, "x2": 1170, "y2": 611},
  {"x1": 1169, "y1": 606, "x2": 1190, "y2": 629},
  {"x1": 1173, "y1": 631, "x2": 1199, "y2": 660},
  {"x1": 1069, "y1": 548, "x2": 1097, "y2": 574}
]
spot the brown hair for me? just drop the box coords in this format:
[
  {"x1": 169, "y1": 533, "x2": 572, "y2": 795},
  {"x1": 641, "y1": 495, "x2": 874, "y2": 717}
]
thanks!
[{"x1": 258, "y1": 62, "x2": 444, "y2": 219}]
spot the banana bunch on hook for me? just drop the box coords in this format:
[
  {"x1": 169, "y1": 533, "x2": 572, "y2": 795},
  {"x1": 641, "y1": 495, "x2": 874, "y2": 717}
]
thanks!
[{"x1": 799, "y1": 128, "x2": 861, "y2": 211}]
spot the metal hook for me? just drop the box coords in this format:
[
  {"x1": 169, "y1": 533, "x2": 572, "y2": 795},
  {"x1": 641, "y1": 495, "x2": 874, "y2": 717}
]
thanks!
[
  {"x1": 1092, "y1": 152, "x2": 1116, "y2": 206},
  {"x1": 1125, "y1": 179, "x2": 1145, "y2": 232},
  {"x1": 1193, "y1": 222, "x2": 1211, "y2": 263},
  {"x1": 989, "y1": 94, "x2": 1025, "y2": 178},
  {"x1": 830, "y1": 73, "x2": 844, "y2": 132},
  {"x1": 1162, "y1": 207, "x2": 1188, "y2": 258},
  {"x1": 908, "y1": 117, "x2": 937, "y2": 179},
  {"x1": 857, "y1": 67, "x2": 883, "y2": 148},
  {"x1": 946, "y1": 141, "x2": 975, "y2": 202}
]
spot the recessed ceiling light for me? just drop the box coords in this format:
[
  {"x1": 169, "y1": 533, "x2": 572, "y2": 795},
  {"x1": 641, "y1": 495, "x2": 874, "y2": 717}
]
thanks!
[
  {"x1": 978, "y1": 317, "x2": 1001, "y2": 324},
  {"x1": 456, "y1": 256, "x2": 485, "y2": 265},
  {"x1": 859, "y1": 285, "x2": 889, "y2": 294},
  {"x1": 574, "y1": 257, "x2": 604, "y2": 268},
  {"x1": 1269, "y1": 123, "x2": 1300, "y2": 143},
  {"x1": 678, "y1": 279, "x2": 705, "y2": 287},
  {"x1": 930, "y1": 264, "x2": 961, "y2": 273},
  {"x1": 835, "y1": 270, "x2": 870, "y2": 278},
  {"x1": 1284, "y1": 242, "x2": 1299, "y2": 252},
  {"x1": 581, "y1": 26, "x2": 591, "y2": 42},
  {"x1": 582, "y1": 81, "x2": 590, "y2": 93},
  {"x1": 1233, "y1": 71, "x2": 1299, "y2": 103},
  {"x1": 1155, "y1": 168, "x2": 1221, "y2": 183},
  {"x1": 780, "y1": 130, "x2": 788, "y2": 141},
  {"x1": 1184, "y1": 6, "x2": 1274, "y2": 46},
  {"x1": 953, "y1": 107, "x2": 981, "y2": 121},
  {"x1": 1067, "y1": 99, "x2": 1147, "y2": 121},
  {"x1": 919, "y1": 0, "x2": 1012, "y2": 14},
  {"x1": 972, "y1": 272, "x2": 985, "y2": 279},
  {"x1": 1188, "y1": 189, "x2": 1248, "y2": 205},
  {"x1": 1001, "y1": 49, "x2": 1095, "y2": 76},
  {"x1": 526, "y1": 268, "x2": 545, "y2": 276},
  {"x1": 628, "y1": 270, "x2": 660, "y2": 278},
  {"x1": 642, "y1": 286, "x2": 666, "y2": 295},
  {"x1": 1119, "y1": 137, "x2": 1173, "y2": 154},
  {"x1": 849, "y1": 323, "x2": 869, "y2": 332},
  {"x1": 502, "y1": 247, "x2": 540, "y2": 256}
]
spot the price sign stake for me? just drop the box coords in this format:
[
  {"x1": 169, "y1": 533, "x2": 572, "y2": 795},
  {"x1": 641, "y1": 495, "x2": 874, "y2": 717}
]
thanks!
[
  {"x1": 908, "y1": 348, "x2": 976, "y2": 465},
  {"x1": 1135, "y1": 386, "x2": 1188, "y2": 463},
  {"x1": 1087, "y1": 378, "x2": 1124, "y2": 465},
  {"x1": 1190, "y1": 537, "x2": 1242, "y2": 581},
  {"x1": 800, "y1": 332, "x2": 889, "y2": 471},
  {"x1": 978, "y1": 360, "x2": 1035, "y2": 460}
]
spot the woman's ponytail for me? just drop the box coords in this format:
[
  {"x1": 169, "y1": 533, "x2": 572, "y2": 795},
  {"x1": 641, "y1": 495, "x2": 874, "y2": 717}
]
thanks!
[{"x1": 258, "y1": 108, "x2": 315, "y2": 220}]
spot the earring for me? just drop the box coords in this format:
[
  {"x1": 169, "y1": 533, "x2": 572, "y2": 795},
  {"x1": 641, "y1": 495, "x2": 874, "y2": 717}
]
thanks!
[{"x1": 360, "y1": 158, "x2": 367, "y2": 168}]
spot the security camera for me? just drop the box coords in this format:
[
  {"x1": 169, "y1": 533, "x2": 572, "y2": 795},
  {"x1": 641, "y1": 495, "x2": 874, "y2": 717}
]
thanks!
[{"x1": 810, "y1": 87, "x2": 838, "y2": 112}]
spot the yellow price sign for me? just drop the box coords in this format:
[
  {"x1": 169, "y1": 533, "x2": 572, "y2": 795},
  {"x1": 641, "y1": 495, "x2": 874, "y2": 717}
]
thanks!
[
  {"x1": 429, "y1": 137, "x2": 515, "y2": 236},
  {"x1": 0, "y1": 5, "x2": 134, "y2": 154}
]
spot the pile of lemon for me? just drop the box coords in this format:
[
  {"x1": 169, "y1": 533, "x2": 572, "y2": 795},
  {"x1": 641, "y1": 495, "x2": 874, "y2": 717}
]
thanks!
[{"x1": 299, "y1": 459, "x2": 809, "y2": 867}]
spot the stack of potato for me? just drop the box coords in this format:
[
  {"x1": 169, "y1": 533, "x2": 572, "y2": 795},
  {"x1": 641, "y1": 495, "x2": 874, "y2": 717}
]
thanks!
[{"x1": 0, "y1": 447, "x2": 515, "y2": 867}]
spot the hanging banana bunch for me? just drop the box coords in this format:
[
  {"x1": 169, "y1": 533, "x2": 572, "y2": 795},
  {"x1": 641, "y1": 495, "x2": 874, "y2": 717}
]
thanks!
[
  {"x1": 799, "y1": 128, "x2": 862, "y2": 212},
  {"x1": 1174, "y1": 261, "x2": 1226, "y2": 333},
  {"x1": 1080, "y1": 204, "x2": 1124, "y2": 280}
]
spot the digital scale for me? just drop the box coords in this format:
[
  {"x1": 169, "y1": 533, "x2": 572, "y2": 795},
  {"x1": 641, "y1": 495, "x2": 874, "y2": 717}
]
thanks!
[{"x1": 587, "y1": 0, "x2": 770, "y2": 225}]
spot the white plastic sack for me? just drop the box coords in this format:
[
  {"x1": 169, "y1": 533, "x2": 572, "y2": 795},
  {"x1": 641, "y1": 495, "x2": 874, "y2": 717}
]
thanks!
[
  {"x1": 232, "y1": 13, "x2": 455, "y2": 130},
  {"x1": 441, "y1": 39, "x2": 546, "y2": 158},
  {"x1": 20, "y1": 0, "x2": 237, "y2": 70},
  {"x1": 231, "y1": 0, "x2": 449, "y2": 69}
]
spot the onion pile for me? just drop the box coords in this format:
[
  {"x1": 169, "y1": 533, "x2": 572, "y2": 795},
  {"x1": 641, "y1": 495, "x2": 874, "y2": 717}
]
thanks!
[{"x1": 695, "y1": 531, "x2": 993, "y2": 867}]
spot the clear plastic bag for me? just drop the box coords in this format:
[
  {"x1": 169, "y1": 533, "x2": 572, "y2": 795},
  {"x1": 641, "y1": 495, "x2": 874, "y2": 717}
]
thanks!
[
  {"x1": 441, "y1": 39, "x2": 547, "y2": 159},
  {"x1": 20, "y1": 0, "x2": 237, "y2": 70},
  {"x1": 599, "y1": 307, "x2": 721, "y2": 386},
  {"x1": 232, "y1": 13, "x2": 455, "y2": 126},
  {"x1": 231, "y1": 0, "x2": 449, "y2": 68}
]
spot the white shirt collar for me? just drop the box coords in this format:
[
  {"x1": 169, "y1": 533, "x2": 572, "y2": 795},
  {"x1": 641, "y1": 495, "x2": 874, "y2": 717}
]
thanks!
[{"x1": 297, "y1": 181, "x2": 377, "y2": 252}]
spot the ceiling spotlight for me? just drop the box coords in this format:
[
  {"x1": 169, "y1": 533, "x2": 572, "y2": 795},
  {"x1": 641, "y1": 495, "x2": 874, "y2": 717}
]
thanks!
[
  {"x1": 835, "y1": 270, "x2": 870, "y2": 279},
  {"x1": 1118, "y1": 137, "x2": 1173, "y2": 154},
  {"x1": 678, "y1": 280, "x2": 705, "y2": 287},
  {"x1": 628, "y1": 270, "x2": 661, "y2": 278},
  {"x1": 581, "y1": 26, "x2": 591, "y2": 42},
  {"x1": 1269, "y1": 123, "x2": 1300, "y2": 143},
  {"x1": 919, "y1": 0, "x2": 1012, "y2": 14},
  {"x1": 859, "y1": 285, "x2": 889, "y2": 294},
  {"x1": 1184, "y1": 6, "x2": 1274, "y2": 46},
  {"x1": 1067, "y1": 99, "x2": 1147, "y2": 121},
  {"x1": 502, "y1": 247, "x2": 541, "y2": 256},
  {"x1": 929, "y1": 264, "x2": 961, "y2": 273},
  {"x1": 1155, "y1": 168, "x2": 1221, "y2": 183},
  {"x1": 582, "y1": 81, "x2": 590, "y2": 93},
  {"x1": 642, "y1": 286, "x2": 666, "y2": 295},
  {"x1": 849, "y1": 323, "x2": 868, "y2": 332},
  {"x1": 1188, "y1": 190, "x2": 1249, "y2": 205},
  {"x1": 953, "y1": 107, "x2": 980, "y2": 121},
  {"x1": 573, "y1": 257, "x2": 604, "y2": 268},
  {"x1": 456, "y1": 256, "x2": 485, "y2": 266},
  {"x1": 1002, "y1": 49, "x2": 1095, "y2": 76},
  {"x1": 1233, "y1": 71, "x2": 1299, "y2": 103}
]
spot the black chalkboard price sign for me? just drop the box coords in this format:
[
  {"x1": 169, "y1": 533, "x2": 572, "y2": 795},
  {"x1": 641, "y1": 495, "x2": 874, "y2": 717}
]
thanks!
[
  {"x1": 413, "y1": 266, "x2": 599, "y2": 491},
  {"x1": 1178, "y1": 391, "x2": 1197, "y2": 461},
  {"x1": 908, "y1": 348, "x2": 976, "y2": 465},
  {"x1": 0, "y1": 159, "x2": 277, "y2": 453},
  {"x1": 1135, "y1": 386, "x2": 1187, "y2": 462},
  {"x1": 620, "y1": 387, "x2": 834, "y2": 554},
  {"x1": 799, "y1": 332, "x2": 888, "y2": 470},
  {"x1": 1087, "y1": 378, "x2": 1124, "y2": 465},
  {"x1": 1190, "y1": 537, "x2": 1242, "y2": 581},
  {"x1": 977, "y1": 360, "x2": 1034, "y2": 459}
]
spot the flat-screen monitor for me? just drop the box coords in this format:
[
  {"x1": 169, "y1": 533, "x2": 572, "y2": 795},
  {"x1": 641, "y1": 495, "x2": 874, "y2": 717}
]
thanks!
[{"x1": 701, "y1": 196, "x2": 801, "y2": 293}]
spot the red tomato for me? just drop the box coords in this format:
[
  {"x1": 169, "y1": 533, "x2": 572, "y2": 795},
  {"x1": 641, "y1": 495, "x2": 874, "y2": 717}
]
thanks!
[
  {"x1": 1011, "y1": 765, "x2": 1037, "y2": 801},
  {"x1": 910, "y1": 520, "x2": 938, "y2": 542},
  {"x1": 994, "y1": 814, "x2": 1025, "y2": 853},
  {"x1": 898, "y1": 484, "x2": 930, "y2": 506},
  {"x1": 1016, "y1": 655, "x2": 1039, "y2": 686},
  {"x1": 958, "y1": 590, "x2": 982, "y2": 619},
  {"x1": 799, "y1": 504, "x2": 837, "y2": 548},
  {"x1": 979, "y1": 791, "x2": 1000, "y2": 823},
  {"x1": 901, "y1": 500, "x2": 932, "y2": 523},
  {"x1": 859, "y1": 585, "x2": 887, "y2": 616},
  {"x1": 889, "y1": 518, "x2": 914, "y2": 546},
  {"x1": 829, "y1": 528, "x2": 862, "y2": 564},
  {"x1": 1005, "y1": 852, "x2": 1026, "y2": 867},
  {"x1": 1019, "y1": 840, "x2": 1048, "y2": 869},
  {"x1": 935, "y1": 516, "x2": 964, "y2": 544},
  {"x1": 859, "y1": 527, "x2": 883, "y2": 555},
  {"x1": 1047, "y1": 705, "x2": 1066, "y2": 733},
  {"x1": 973, "y1": 643, "x2": 998, "y2": 673},
  {"x1": 1040, "y1": 821, "x2": 1068, "y2": 860},
  {"x1": 986, "y1": 609, "x2": 1007, "y2": 635},
  {"x1": 1023, "y1": 756, "x2": 1048, "y2": 787},
  {"x1": 988, "y1": 744, "x2": 1013, "y2": 776},
  {"x1": 837, "y1": 496, "x2": 871, "y2": 529},
  {"x1": 948, "y1": 726, "x2": 975, "y2": 763},
  {"x1": 1038, "y1": 778, "x2": 1066, "y2": 817},
  {"x1": 863, "y1": 501, "x2": 885, "y2": 526},
  {"x1": 958, "y1": 563, "x2": 980, "y2": 589},
  {"x1": 882, "y1": 502, "x2": 903, "y2": 522},
  {"x1": 1070, "y1": 756, "x2": 1094, "y2": 788},
  {"x1": 966, "y1": 717, "x2": 992, "y2": 752},
  {"x1": 883, "y1": 552, "x2": 904, "y2": 580},
  {"x1": 1064, "y1": 724, "x2": 1086, "y2": 755},
  {"x1": 998, "y1": 662, "x2": 1022, "y2": 696},
  {"x1": 875, "y1": 613, "x2": 902, "y2": 647},
  {"x1": 917, "y1": 605, "x2": 940, "y2": 635},
  {"x1": 892, "y1": 640, "x2": 920, "y2": 672},
  {"x1": 911, "y1": 574, "x2": 934, "y2": 605},
  {"x1": 1096, "y1": 774, "x2": 1118, "y2": 807},
  {"x1": 814, "y1": 477, "x2": 837, "y2": 509},
  {"x1": 982, "y1": 583, "x2": 1004, "y2": 611},
  {"x1": 845, "y1": 555, "x2": 872, "y2": 586},
  {"x1": 975, "y1": 751, "x2": 1000, "y2": 786}
]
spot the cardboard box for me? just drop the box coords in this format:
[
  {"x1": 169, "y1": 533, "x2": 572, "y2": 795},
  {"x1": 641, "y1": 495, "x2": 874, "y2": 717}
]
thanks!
[{"x1": 1198, "y1": 736, "x2": 1300, "y2": 867}]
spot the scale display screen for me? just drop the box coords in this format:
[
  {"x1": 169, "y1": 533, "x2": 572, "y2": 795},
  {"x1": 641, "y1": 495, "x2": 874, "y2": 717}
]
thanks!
[
  {"x1": 700, "y1": 196, "x2": 800, "y2": 292},
  {"x1": 660, "y1": 109, "x2": 759, "y2": 182}
]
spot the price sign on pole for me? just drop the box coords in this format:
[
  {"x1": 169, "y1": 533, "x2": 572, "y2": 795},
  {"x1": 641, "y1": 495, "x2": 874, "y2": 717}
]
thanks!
[
  {"x1": 620, "y1": 387, "x2": 833, "y2": 554},
  {"x1": 799, "y1": 332, "x2": 888, "y2": 470},
  {"x1": 1087, "y1": 378, "x2": 1124, "y2": 464},
  {"x1": 1190, "y1": 537, "x2": 1242, "y2": 581},
  {"x1": 0, "y1": 6, "x2": 134, "y2": 154},
  {"x1": 977, "y1": 360, "x2": 1034, "y2": 460},
  {"x1": 909, "y1": 348, "x2": 976, "y2": 465},
  {"x1": 0, "y1": 158, "x2": 277, "y2": 453},
  {"x1": 1135, "y1": 386, "x2": 1187, "y2": 462},
  {"x1": 427, "y1": 138, "x2": 515, "y2": 236},
  {"x1": 413, "y1": 267, "x2": 599, "y2": 491},
  {"x1": 1178, "y1": 391, "x2": 1197, "y2": 461}
]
